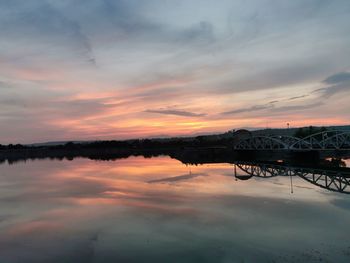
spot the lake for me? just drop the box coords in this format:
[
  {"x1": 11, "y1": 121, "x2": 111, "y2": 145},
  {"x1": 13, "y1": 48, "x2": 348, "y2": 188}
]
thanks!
[{"x1": 0, "y1": 156, "x2": 350, "y2": 263}]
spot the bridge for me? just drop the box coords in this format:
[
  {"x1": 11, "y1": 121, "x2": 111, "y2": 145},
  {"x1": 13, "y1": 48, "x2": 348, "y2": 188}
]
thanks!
[
  {"x1": 234, "y1": 161, "x2": 350, "y2": 194},
  {"x1": 233, "y1": 130, "x2": 350, "y2": 151}
]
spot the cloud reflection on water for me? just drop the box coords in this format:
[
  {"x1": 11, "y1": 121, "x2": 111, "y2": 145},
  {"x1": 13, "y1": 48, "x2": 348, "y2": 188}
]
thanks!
[{"x1": 0, "y1": 156, "x2": 349, "y2": 262}]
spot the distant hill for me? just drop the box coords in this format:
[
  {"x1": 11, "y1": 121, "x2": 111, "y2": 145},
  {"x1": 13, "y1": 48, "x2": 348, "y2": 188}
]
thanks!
[{"x1": 28, "y1": 140, "x2": 93, "y2": 147}]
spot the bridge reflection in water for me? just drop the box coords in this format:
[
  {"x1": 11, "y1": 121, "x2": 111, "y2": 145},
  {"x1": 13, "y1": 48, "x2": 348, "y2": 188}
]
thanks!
[{"x1": 234, "y1": 161, "x2": 350, "y2": 194}]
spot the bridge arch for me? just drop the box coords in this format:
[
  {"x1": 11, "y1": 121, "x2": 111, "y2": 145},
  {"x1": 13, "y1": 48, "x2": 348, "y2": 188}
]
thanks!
[
  {"x1": 233, "y1": 136, "x2": 289, "y2": 150},
  {"x1": 236, "y1": 162, "x2": 286, "y2": 178},
  {"x1": 269, "y1": 135, "x2": 303, "y2": 149},
  {"x1": 290, "y1": 130, "x2": 350, "y2": 150},
  {"x1": 234, "y1": 130, "x2": 350, "y2": 150}
]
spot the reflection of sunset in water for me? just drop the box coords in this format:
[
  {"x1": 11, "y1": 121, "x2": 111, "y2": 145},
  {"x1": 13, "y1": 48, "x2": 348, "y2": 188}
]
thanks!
[
  {"x1": 344, "y1": 158, "x2": 350, "y2": 167},
  {"x1": 0, "y1": 157, "x2": 350, "y2": 263}
]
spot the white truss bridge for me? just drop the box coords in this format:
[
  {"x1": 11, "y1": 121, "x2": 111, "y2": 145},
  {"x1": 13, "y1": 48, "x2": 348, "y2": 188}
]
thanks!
[{"x1": 233, "y1": 130, "x2": 350, "y2": 150}]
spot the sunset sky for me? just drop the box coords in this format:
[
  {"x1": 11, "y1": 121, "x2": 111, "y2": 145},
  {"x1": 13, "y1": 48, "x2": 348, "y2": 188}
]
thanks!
[{"x1": 1, "y1": 0, "x2": 350, "y2": 144}]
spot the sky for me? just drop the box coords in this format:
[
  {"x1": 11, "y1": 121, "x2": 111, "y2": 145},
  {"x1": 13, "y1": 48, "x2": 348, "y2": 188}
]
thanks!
[{"x1": 0, "y1": 0, "x2": 350, "y2": 144}]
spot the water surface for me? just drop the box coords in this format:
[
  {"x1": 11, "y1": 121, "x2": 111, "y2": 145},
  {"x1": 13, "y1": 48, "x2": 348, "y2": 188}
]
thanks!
[{"x1": 0, "y1": 156, "x2": 350, "y2": 262}]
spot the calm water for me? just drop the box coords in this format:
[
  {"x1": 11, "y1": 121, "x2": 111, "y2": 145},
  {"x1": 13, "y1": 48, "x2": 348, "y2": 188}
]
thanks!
[{"x1": 0, "y1": 156, "x2": 350, "y2": 263}]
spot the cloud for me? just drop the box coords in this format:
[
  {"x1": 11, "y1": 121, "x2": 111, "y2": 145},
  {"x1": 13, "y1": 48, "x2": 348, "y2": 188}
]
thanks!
[
  {"x1": 179, "y1": 21, "x2": 215, "y2": 43},
  {"x1": 148, "y1": 173, "x2": 207, "y2": 183},
  {"x1": 315, "y1": 72, "x2": 350, "y2": 98},
  {"x1": 270, "y1": 102, "x2": 322, "y2": 113},
  {"x1": 145, "y1": 109, "x2": 206, "y2": 117},
  {"x1": 221, "y1": 102, "x2": 276, "y2": 115},
  {"x1": 0, "y1": 0, "x2": 96, "y2": 66},
  {"x1": 321, "y1": 84, "x2": 350, "y2": 99},
  {"x1": 221, "y1": 97, "x2": 323, "y2": 116},
  {"x1": 323, "y1": 72, "x2": 350, "y2": 84},
  {"x1": 287, "y1": 95, "x2": 309, "y2": 101}
]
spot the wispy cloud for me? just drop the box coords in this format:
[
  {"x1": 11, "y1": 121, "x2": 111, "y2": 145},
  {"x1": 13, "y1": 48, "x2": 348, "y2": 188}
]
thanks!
[
  {"x1": 270, "y1": 102, "x2": 322, "y2": 113},
  {"x1": 315, "y1": 72, "x2": 350, "y2": 98},
  {"x1": 323, "y1": 72, "x2": 350, "y2": 85},
  {"x1": 148, "y1": 173, "x2": 207, "y2": 183},
  {"x1": 145, "y1": 109, "x2": 206, "y2": 117},
  {"x1": 221, "y1": 102, "x2": 276, "y2": 115},
  {"x1": 287, "y1": 94, "x2": 309, "y2": 101},
  {"x1": 0, "y1": 0, "x2": 97, "y2": 68}
]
